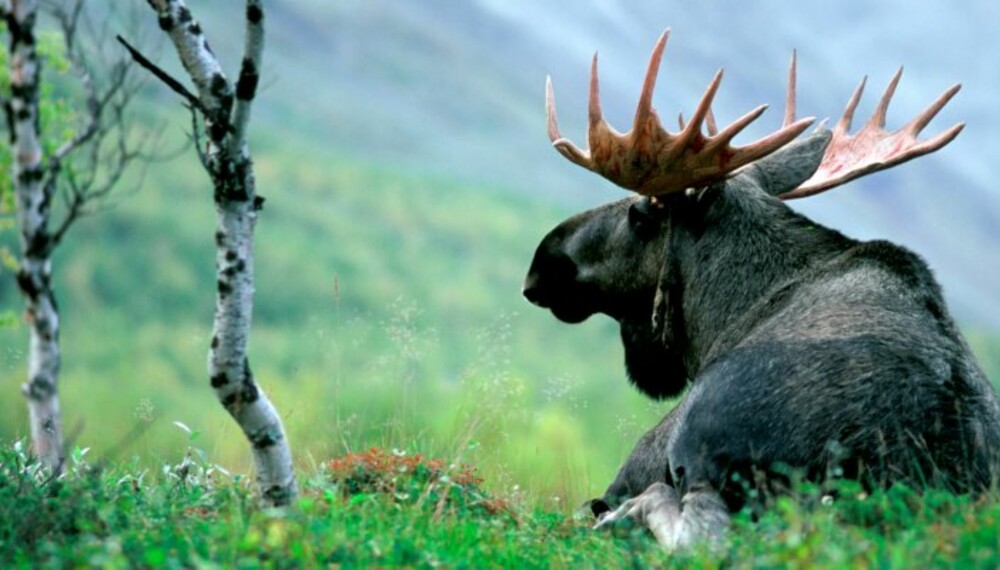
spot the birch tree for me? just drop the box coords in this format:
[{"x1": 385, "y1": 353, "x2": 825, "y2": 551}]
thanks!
[
  {"x1": 4, "y1": 0, "x2": 145, "y2": 472},
  {"x1": 121, "y1": 0, "x2": 297, "y2": 506}
]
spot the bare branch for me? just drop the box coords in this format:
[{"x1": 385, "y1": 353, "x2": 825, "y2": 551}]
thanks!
[
  {"x1": 49, "y1": 182, "x2": 83, "y2": 247},
  {"x1": 187, "y1": 103, "x2": 211, "y2": 171},
  {"x1": 30, "y1": 2, "x2": 164, "y2": 242},
  {"x1": 116, "y1": 34, "x2": 203, "y2": 115}
]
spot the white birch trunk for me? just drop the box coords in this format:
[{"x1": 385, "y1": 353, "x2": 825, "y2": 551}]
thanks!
[
  {"x1": 148, "y1": 0, "x2": 297, "y2": 506},
  {"x1": 8, "y1": 0, "x2": 65, "y2": 472}
]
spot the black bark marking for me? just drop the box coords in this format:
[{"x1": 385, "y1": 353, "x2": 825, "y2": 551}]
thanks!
[
  {"x1": 249, "y1": 427, "x2": 281, "y2": 449},
  {"x1": 225, "y1": 250, "x2": 237, "y2": 262},
  {"x1": 210, "y1": 371, "x2": 227, "y2": 388},
  {"x1": 15, "y1": 269, "x2": 41, "y2": 300},
  {"x1": 17, "y1": 165, "x2": 43, "y2": 185},
  {"x1": 247, "y1": 4, "x2": 263, "y2": 24},
  {"x1": 11, "y1": 83, "x2": 38, "y2": 100},
  {"x1": 215, "y1": 159, "x2": 253, "y2": 203},
  {"x1": 263, "y1": 485, "x2": 292, "y2": 505},
  {"x1": 253, "y1": 195, "x2": 265, "y2": 211},
  {"x1": 4, "y1": 101, "x2": 15, "y2": 143},
  {"x1": 211, "y1": 335, "x2": 219, "y2": 349},
  {"x1": 157, "y1": 13, "x2": 174, "y2": 31},
  {"x1": 209, "y1": 120, "x2": 227, "y2": 145},
  {"x1": 235, "y1": 259, "x2": 246, "y2": 272},
  {"x1": 215, "y1": 230, "x2": 225, "y2": 246},
  {"x1": 217, "y1": 279, "x2": 232, "y2": 296},
  {"x1": 236, "y1": 57, "x2": 259, "y2": 101},
  {"x1": 187, "y1": 22, "x2": 201, "y2": 36},
  {"x1": 209, "y1": 73, "x2": 228, "y2": 98},
  {"x1": 241, "y1": 360, "x2": 260, "y2": 404},
  {"x1": 211, "y1": 75, "x2": 234, "y2": 119},
  {"x1": 251, "y1": 433, "x2": 277, "y2": 448},
  {"x1": 205, "y1": 73, "x2": 233, "y2": 143},
  {"x1": 5, "y1": 11, "x2": 38, "y2": 45},
  {"x1": 24, "y1": 375, "x2": 55, "y2": 400},
  {"x1": 241, "y1": 381, "x2": 259, "y2": 404},
  {"x1": 24, "y1": 230, "x2": 51, "y2": 258},
  {"x1": 221, "y1": 392, "x2": 238, "y2": 407},
  {"x1": 177, "y1": 6, "x2": 193, "y2": 24}
]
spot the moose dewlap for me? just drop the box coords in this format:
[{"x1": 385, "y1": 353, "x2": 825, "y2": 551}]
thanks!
[{"x1": 524, "y1": 28, "x2": 994, "y2": 550}]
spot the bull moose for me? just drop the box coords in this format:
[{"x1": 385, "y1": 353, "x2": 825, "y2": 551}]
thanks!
[{"x1": 522, "y1": 29, "x2": 1000, "y2": 549}]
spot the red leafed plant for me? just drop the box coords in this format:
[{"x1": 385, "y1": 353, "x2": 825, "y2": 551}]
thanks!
[{"x1": 326, "y1": 447, "x2": 510, "y2": 517}]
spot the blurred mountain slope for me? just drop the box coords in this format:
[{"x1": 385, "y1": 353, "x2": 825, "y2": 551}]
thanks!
[{"x1": 169, "y1": 0, "x2": 998, "y2": 327}]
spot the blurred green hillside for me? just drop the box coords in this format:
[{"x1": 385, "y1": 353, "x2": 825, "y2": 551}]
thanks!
[
  {"x1": 0, "y1": 121, "x2": 668, "y2": 505},
  {"x1": 1, "y1": 1, "x2": 999, "y2": 508}
]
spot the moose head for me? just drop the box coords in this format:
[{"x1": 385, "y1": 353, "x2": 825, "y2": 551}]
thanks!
[{"x1": 523, "y1": 29, "x2": 963, "y2": 400}]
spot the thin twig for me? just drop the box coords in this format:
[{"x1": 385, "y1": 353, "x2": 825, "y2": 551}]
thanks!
[{"x1": 116, "y1": 34, "x2": 204, "y2": 116}]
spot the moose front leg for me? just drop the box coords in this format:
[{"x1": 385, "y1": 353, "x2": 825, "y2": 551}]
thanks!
[
  {"x1": 595, "y1": 482, "x2": 730, "y2": 550},
  {"x1": 591, "y1": 398, "x2": 687, "y2": 516}
]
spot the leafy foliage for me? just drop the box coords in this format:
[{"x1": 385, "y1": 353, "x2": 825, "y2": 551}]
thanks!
[{"x1": 325, "y1": 447, "x2": 511, "y2": 518}]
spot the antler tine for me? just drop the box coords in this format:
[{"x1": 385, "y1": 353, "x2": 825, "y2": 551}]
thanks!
[
  {"x1": 911, "y1": 122, "x2": 965, "y2": 155},
  {"x1": 545, "y1": 76, "x2": 563, "y2": 143},
  {"x1": 870, "y1": 67, "x2": 902, "y2": 129},
  {"x1": 703, "y1": 104, "x2": 769, "y2": 152},
  {"x1": 729, "y1": 116, "x2": 814, "y2": 165},
  {"x1": 546, "y1": 75, "x2": 591, "y2": 167},
  {"x1": 672, "y1": 69, "x2": 724, "y2": 157},
  {"x1": 784, "y1": 50, "x2": 797, "y2": 127},
  {"x1": 633, "y1": 29, "x2": 670, "y2": 139},
  {"x1": 679, "y1": 108, "x2": 718, "y2": 135},
  {"x1": 907, "y1": 83, "x2": 961, "y2": 135},
  {"x1": 835, "y1": 76, "x2": 867, "y2": 136},
  {"x1": 588, "y1": 53, "x2": 604, "y2": 133}
]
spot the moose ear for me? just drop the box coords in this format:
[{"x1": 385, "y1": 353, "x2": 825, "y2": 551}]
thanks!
[{"x1": 740, "y1": 130, "x2": 832, "y2": 197}]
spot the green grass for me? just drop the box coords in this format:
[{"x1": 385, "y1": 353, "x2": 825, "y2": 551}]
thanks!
[{"x1": 4, "y1": 440, "x2": 1000, "y2": 569}]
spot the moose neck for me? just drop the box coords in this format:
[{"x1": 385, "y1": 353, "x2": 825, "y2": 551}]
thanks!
[{"x1": 671, "y1": 186, "x2": 854, "y2": 376}]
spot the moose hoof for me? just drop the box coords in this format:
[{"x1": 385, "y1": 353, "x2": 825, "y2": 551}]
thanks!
[
  {"x1": 593, "y1": 482, "x2": 681, "y2": 534},
  {"x1": 593, "y1": 482, "x2": 730, "y2": 550}
]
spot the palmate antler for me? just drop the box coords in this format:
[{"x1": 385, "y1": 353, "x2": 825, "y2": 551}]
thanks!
[
  {"x1": 779, "y1": 57, "x2": 964, "y2": 199},
  {"x1": 546, "y1": 29, "x2": 815, "y2": 197},
  {"x1": 547, "y1": 29, "x2": 964, "y2": 199}
]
